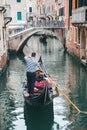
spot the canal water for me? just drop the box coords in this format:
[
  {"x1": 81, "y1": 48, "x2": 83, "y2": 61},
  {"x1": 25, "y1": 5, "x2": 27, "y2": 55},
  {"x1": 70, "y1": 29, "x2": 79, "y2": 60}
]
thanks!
[{"x1": 0, "y1": 34, "x2": 87, "y2": 130}]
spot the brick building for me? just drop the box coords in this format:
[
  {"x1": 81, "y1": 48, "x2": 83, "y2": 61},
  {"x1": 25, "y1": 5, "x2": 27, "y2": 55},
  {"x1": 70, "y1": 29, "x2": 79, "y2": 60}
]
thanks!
[
  {"x1": 36, "y1": 0, "x2": 59, "y2": 22},
  {"x1": 65, "y1": 0, "x2": 87, "y2": 64},
  {"x1": 0, "y1": 1, "x2": 12, "y2": 74}
]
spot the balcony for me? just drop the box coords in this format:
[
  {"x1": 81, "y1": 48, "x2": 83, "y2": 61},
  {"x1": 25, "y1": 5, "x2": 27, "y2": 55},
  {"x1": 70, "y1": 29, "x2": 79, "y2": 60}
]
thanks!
[{"x1": 72, "y1": 7, "x2": 87, "y2": 24}]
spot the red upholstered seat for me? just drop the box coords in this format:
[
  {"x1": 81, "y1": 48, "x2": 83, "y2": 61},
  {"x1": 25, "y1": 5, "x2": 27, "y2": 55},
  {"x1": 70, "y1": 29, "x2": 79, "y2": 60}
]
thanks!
[{"x1": 35, "y1": 80, "x2": 47, "y2": 87}]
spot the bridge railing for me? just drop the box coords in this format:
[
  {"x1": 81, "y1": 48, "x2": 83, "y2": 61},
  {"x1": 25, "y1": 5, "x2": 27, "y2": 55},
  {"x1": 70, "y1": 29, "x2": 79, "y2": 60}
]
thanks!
[
  {"x1": 9, "y1": 20, "x2": 65, "y2": 36},
  {"x1": 28, "y1": 20, "x2": 65, "y2": 28}
]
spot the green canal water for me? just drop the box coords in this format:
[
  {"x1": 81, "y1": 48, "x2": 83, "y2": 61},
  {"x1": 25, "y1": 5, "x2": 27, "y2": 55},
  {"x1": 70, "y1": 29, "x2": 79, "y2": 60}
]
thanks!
[{"x1": 0, "y1": 35, "x2": 87, "y2": 130}]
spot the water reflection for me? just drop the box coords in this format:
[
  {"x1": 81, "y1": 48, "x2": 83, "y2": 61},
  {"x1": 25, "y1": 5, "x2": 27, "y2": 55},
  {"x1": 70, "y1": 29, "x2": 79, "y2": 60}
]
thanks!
[
  {"x1": 23, "y1": 35, "x2": 63, "y2": 59},
  {"x1": 0, "y1": 35, "x2": 87, "y2": 130},
  {"x1": 24, "y1": 102, "x2": 54, "y2": 130},
  {"x1": 0, "y1": 70, "x2": 8, "y2": 93},
  {"x1": 0, "y1": 78, "x2": 16, "y2": 130},
  {"x1": 65, "y1": 56, "x2": 87, "y2": 129}
]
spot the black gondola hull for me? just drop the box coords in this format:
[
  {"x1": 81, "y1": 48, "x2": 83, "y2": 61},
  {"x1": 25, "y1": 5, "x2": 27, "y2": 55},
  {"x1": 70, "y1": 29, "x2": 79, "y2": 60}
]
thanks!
[{"x1": 22, "y1": 82, "x2": 53, "y2": 107}]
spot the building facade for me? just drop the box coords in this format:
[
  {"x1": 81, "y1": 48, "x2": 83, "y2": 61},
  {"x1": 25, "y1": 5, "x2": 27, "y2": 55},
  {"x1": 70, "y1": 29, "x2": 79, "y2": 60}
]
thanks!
[
  {"x1": 57, "y1": 0, "x2": 65, "y2": 21},
  {"x1": 34, "y1": 0, "x2": 64, "y2": 28},
  {"x1": 36, "y1": 0, "x2": 60, "y2": 23},
  {"x1": 5, "y1": 0, "x2": 38, "y2": 33},
  {"x1": 0, "y1": 0, "x2": 12, "y2": 74},
  {"x1": 65, "y1": 0, "x2": 87, "y2": 63},
  {"x1": 7, "y1": 0, "x2": 27, "y2": 34}
]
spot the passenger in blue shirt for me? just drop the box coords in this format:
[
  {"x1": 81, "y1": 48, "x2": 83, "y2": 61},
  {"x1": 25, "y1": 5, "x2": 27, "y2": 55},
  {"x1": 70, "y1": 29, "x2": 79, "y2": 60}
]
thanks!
[{"x1": 24, "y1": 52, "x2": 40, "y2": 96}]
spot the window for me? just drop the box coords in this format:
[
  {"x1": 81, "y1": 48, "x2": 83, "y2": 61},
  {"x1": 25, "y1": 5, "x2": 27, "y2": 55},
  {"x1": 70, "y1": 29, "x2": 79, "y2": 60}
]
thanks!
[
  {"x1": 29, "y1": 7, "x2": 32, "y2": 12},
  {"x1": 17, "y1": 12, "x2": 22, "y2": 20},
  {"x1": 74, "y1": 27, "x2": 78, "y2": 43},
  {"x1": 59, "y1": 7, "x2": 64, "y2": 16},
  {"x1": 48, "y1": 6, "x2": 50, "y2": 13},
  {"x1": 17, "y1": 0, "x2": 21, "y2": 2},
  {"x1": 78, "y1": 28, "x2": 80, "y2": 44},
  {"x1": 52, "y1": 5, "x2": 54, "y2": 11},
  {"x1": 69, "y1": 0, "x2": 72, "y2": 16},
  {"x1": 40, "y1": 7, "x2": 41, "y2": 14},
  {"x1": 75, "y1": 0, "x2": 77, "y2": 8},
  {"x1": 78, "y1": 0, "x2": 82, "y2": 7},
  {"x1": 75, "y1": 27, "x2": 80, "y2": 44},
  {"x1": 69, "y1": 27, "x2": 72, "y2": 41}
]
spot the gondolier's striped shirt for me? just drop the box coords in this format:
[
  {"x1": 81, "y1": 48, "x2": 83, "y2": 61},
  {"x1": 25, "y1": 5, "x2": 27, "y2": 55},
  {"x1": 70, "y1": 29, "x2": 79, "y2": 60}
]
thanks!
[{"x1": 24, "y1": 56, "x2": 38, "y2": 72}]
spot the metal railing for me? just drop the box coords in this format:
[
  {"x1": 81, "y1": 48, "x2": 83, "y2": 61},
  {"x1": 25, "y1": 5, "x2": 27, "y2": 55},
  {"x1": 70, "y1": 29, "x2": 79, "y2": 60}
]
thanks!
[
  {"x1": 27, "y1": 20, "x2": 65, "y2": 28},
  {"x1": 9, "y1": 20, "x2": 65, "y2": 35}
]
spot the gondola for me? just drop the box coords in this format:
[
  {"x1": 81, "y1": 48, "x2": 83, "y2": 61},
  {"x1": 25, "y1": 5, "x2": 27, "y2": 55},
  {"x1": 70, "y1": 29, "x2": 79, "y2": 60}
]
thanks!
[
  {"x1": 22, "y1": 72, "x2": 54, "y2": 107},
  {"x1": 22, "y1": 57, "x2": 59, "y2": 107},
  {"x1": 39, "y1": 34, "x2": 47, "y2": 42},
  {"x1": 24, "y1": 101, "x2": 54, "y2": 130}
]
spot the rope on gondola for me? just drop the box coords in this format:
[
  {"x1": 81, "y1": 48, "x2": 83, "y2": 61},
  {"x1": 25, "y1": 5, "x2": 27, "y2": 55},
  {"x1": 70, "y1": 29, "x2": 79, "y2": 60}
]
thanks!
[{"x1": 38, "y1": 56, "x2": 87, "y2": 115}]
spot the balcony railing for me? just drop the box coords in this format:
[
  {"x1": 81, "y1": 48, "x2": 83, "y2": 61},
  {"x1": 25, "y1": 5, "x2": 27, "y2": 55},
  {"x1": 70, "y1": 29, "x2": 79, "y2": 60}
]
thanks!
[{"x1": 72, "y1": 7, "x2": 87, "y2": 24}]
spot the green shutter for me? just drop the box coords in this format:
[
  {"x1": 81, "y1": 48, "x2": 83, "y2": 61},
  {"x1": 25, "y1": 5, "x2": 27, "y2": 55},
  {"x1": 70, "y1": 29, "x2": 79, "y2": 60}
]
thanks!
[
  {"x1": 17, "y1": 0, "x2": 21, "y2": 2},
  {"x1": 17, "y1": 12, "x2": 22, "y2": 20},
  {"x1": 29, "y1": 7, "x2": 32, "y2": 12}
]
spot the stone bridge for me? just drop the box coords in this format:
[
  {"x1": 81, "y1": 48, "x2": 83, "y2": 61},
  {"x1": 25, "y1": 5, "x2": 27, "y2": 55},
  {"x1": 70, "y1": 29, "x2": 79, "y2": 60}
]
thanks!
[{"x1": 8, "y1": 27, "x2": 65, "y2": 53}]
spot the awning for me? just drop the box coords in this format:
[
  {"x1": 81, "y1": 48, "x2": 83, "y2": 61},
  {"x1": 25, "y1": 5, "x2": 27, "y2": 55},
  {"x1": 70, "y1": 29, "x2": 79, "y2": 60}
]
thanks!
[
  {"x1": 8, "y1": 25, "x2": 25, "y2": 29},
  {"x1": 47, "y1": 15, "x2": 53, "y2": 20},
  {"x1": 8, "y1": 22, "x2": 27, "y2": 29},
  {"x1": 39, "y1": 15, "x2": 46, "y2": 20},
  {"x1": 46, "y1": 16, "x2": 50, "y2": 20}
]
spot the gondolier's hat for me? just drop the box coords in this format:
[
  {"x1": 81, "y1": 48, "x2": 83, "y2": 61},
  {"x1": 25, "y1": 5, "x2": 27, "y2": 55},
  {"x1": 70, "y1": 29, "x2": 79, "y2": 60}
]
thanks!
[{"x1": 31, "y1": 52, "x2": 36, "y2": 57}]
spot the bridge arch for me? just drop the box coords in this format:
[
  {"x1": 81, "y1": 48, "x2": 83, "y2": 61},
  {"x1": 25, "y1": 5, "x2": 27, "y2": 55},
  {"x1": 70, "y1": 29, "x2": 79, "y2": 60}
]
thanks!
[
  {"x1": 8, "y1": 27, "x2": 65, "y2": 53},
  {"x1": 16, "y1": 31, "x2": 40, "y2": 52}
]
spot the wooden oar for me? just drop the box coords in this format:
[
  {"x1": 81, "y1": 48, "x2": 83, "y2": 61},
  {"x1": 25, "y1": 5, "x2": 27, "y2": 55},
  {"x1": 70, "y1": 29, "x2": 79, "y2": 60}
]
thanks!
[
  {"x1": 45, "y1": 74, "x2": 87, "y2": 114},
  {"x1": 46, "y1": 74, "x2": 81, "y2": 112},
  {"x1": 39, "y1": 56, "x2": 87, "y2": 114}
]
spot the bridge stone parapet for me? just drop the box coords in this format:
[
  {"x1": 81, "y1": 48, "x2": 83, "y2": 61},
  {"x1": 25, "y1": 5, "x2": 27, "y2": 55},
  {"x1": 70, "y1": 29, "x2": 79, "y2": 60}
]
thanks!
[
  {"x1": 8, "y1": 27, "x2": 65, "y2": 53},
  {"x1": 8, "y1": 28, "x2": 42, "y2": 52}
]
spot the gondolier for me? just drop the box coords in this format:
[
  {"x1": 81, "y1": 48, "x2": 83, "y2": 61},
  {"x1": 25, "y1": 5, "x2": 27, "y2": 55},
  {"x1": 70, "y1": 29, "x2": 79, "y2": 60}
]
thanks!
[{"x1": 24, "y1": 52, "x2": 40, "y2": 97}]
